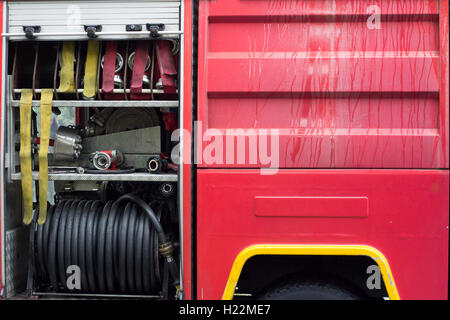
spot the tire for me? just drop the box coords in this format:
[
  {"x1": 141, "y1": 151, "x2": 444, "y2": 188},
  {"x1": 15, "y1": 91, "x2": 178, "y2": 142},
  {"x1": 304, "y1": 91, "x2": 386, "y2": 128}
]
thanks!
[{"x1": 259, "y1": 280, "x2": 363, "y2": 300}]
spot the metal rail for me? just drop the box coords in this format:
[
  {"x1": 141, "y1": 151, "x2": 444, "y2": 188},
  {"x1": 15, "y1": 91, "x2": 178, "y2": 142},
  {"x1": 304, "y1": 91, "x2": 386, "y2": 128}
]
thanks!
[
  {"x1": 11, "y1": 172, "x2": 178, "y2": 182},
  {"x1": 9, "y1": 99, "x2": 179, "y2": 108},
  {"x1": 13, "y1": 88, "x2": 170, "y2": 94},
  {"x1": 11, "y1": 80, "x2": 179, "y2": 107},
  {"x1": 2, "y1": 30, "x2": 183, "y2": 38},
  {"x1": 32, "y1": 292, "x2": 162, "y2": 299}
]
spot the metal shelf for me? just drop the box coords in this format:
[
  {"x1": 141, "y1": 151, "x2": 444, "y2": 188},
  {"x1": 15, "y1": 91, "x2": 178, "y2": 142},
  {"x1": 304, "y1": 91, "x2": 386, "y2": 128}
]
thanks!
[
  {"x1": 11, "y1": 172, "x2": 178, "y2": 182},
  {"x1": 13, "y1": 88, "x2": 177, "y2": 94},
  {"x1": 31, "y1": 292, "x2": 162, "y2": 300},
  {"x1": 9, "y1": 100, "x2": 179, "y2": 108}
]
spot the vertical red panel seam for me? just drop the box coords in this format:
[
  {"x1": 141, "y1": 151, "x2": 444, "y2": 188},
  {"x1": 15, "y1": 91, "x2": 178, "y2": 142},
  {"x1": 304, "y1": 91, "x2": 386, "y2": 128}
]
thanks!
[
  {"x1": 197, "y1": 0, "x2": 209, "y2": 169},
  {"x1": 183, "y1": 0, "x2": 193, "y2": 300}
]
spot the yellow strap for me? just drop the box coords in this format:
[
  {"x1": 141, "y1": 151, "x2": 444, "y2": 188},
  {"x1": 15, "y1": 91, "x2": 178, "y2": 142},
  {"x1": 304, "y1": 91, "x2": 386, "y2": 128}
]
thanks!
[
  {"x1": 58, "y1": 42, "x2": 76, "y2": 93},
  {"x1": 83, "y1": 40, "x2": 100, "y2": 98},
  {"x1": 38, "y1": 89, "x2": 53, "y2": 225},
  {"x1": 19, "y1": 89, "x2": 33, "y2": 225}
]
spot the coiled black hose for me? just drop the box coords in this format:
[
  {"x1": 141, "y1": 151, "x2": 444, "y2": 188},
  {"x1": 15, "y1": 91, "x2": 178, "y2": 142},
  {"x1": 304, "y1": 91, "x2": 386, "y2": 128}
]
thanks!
[{"x1": 34, "y1": 194, "x2": 178, "y2": 295}]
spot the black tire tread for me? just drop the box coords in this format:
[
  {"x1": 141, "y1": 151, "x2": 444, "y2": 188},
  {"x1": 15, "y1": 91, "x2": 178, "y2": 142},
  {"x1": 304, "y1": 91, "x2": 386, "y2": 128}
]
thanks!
[{"x1": 259, "y1": 279, "x2": 362, "y2": 300}]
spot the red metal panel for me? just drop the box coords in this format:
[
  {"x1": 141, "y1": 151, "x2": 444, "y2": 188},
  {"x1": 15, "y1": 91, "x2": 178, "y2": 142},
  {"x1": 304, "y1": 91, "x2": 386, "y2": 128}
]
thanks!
[
  {"x1": 197, "y1": 0, "x2": 449, "y2": 168},
  {"x1": 196, "y1": 169, "x2": 449, "y2": 300}
]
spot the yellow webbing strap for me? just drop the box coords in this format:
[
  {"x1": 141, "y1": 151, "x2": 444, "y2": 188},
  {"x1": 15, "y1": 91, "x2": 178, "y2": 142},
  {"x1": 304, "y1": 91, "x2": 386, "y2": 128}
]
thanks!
[
  {"x1": 38, "y1": 89, "x2": 53, "y2": 224},
  {"x1": 83, "y1": 40, "x2": 100, "y2": 98},
  {"x1": 58, "y1": 41, "x2": 76, "y2": 93},
  {"x1": 19, "y1": 89, "x2": 33, "y2": 225}
]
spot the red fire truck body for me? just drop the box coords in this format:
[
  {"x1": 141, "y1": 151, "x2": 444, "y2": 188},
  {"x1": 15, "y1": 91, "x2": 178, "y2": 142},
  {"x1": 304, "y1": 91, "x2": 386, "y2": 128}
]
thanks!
[
  {"x1": 194, "y1": 0, "x2": 449, "y2": 300},
  {"x1": 0, "y1": 0, "x2": 449, "y2": 300}
]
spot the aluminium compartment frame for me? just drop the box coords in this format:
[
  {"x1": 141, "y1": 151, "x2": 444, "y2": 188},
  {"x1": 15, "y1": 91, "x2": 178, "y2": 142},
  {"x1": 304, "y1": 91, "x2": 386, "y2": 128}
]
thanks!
[{"x1": 1, "y1": 0, "x2": 186, "y2": 299}]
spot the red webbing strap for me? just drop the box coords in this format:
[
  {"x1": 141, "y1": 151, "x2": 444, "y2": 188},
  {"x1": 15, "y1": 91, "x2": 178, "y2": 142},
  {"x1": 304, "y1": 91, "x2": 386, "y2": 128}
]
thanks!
[
  {"x1": 156, "y1": 40, "x2": 177, "y2": 94},
  {"x1": 163, "y1": 112, "x2": 178, "y2": 131},
  {"x1": 130, "y1": 40, "x2": 150, "y2": 99},
  {"x1": 102, "y1": 41, "x2": 118, "y2": 94}
]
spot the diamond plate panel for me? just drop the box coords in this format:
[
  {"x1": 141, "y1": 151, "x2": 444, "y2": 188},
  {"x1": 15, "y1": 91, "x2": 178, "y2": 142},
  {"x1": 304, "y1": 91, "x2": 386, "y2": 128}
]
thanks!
[{"x1": 5, "y1": 226, "x2": 30, "y2": 298}]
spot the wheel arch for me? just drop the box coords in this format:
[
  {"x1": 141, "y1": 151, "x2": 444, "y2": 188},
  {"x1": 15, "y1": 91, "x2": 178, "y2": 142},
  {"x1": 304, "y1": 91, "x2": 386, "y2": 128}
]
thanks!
[{"x1": 222, "y1": 245, "x2": 400, "y2": 300}]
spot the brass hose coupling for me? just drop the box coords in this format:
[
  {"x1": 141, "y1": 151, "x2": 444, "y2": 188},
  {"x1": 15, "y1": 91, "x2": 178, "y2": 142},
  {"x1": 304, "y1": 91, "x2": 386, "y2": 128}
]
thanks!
[{"x1": 159, "y1": 242, "x2": 175, "y2": 259}]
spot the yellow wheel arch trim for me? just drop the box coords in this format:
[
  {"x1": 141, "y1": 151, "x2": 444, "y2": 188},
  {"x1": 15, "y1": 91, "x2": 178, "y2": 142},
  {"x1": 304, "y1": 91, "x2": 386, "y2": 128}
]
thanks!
[{"x1": 222, "y1": 245, "x2": 400, "y2": 300}]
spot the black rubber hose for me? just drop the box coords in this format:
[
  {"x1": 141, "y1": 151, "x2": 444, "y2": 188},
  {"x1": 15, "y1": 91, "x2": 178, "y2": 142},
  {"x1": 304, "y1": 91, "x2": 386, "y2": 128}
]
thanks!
[
  {"x1": 96, "y1": 201, "x2": 112, "y2": 292},
  {"x1": 42, "y1": 204, "x2": 55, "y2": 274},
  {"x1": 48, "y1": 200, "x2": 68, "y2": 289},
  {"x1": 63, "y1": 202, "x2": 77, "y2": 281},
  {"x1": 86, "y1": 201, "x2": 102, "y2": 292},
  {"x1": 78, "y1": 201, "x2": 92, "y2": 291},
  {"x1": 33, "y1": 194, "x2": 177, "y2": 296},
  {"x1": 70, "y1": 201, "x2": 86, "y2": 279},
  {"x1": 126, "y1": 204, "x2": 137, "y2": 293},
  {"x1": 134, "y1": 213, "x2": 144, "y2": 293},
  {"x1": 105, "y1": 201, "x2": 121, "y2": 293},
  {"x1": 154, "y1": 203, "x2": 163, "y2": 286},
  {"x1": 117, "y1": 193, "x2": 179, "y2": 286},
  {"x1": 37, "y1": 205, "x2": 55, "y2": 280},
  {"x1": 142, "y1": 214, "x2": 152, "y2": 293},
  {"x1": 118, "y1": 202, "x2": 131, "y2": 292},
  {"x1": 112, "y1": 202, "x2": 122, "y2": 287},
  {"x1": 117, "y1": 194, "x2": 166, "y2": 243},
  {"x1": 57, "y1": 201, "x2": 71, "y2": 286}
]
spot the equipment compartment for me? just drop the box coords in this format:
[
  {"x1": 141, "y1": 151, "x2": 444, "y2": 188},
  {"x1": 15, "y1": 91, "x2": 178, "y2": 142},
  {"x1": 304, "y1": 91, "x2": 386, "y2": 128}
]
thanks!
[{"x1": 1, "y1": 0, "x2": 184, "y2": 300}]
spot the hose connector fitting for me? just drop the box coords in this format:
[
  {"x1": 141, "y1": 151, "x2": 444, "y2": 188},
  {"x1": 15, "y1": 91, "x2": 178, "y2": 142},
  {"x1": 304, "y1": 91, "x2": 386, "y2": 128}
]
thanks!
[{"x1": 159, "y1": 242, "x2": 175, "y2": 258}]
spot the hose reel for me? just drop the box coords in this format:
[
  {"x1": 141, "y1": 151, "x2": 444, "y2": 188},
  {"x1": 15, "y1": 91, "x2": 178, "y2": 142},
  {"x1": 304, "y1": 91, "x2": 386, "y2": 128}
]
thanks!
[{"x1": 32, "y1": 194, "x2": 179, "y2": 297}]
